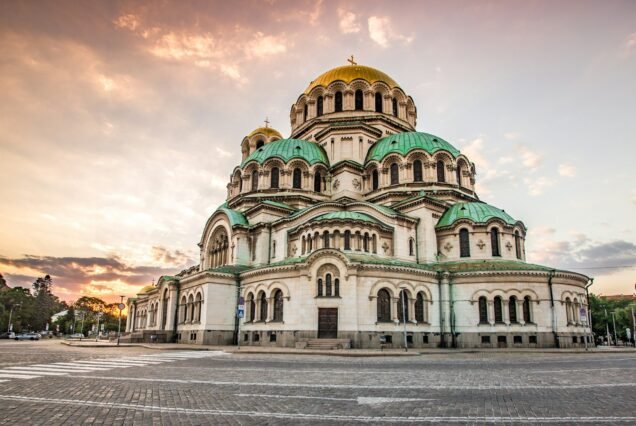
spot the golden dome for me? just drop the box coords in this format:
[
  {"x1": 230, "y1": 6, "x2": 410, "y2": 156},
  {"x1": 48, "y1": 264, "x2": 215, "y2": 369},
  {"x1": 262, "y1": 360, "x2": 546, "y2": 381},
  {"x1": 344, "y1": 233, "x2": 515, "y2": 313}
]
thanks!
[
  {"x1": 138, "y1": 285, "x2": 156, "y2": 294},
  {"x1": 304, "y1": 64, "x2": 400, "y2": 95},
  {"x1": 247, "y1": 126, "x2": 283, "y2": 139}
]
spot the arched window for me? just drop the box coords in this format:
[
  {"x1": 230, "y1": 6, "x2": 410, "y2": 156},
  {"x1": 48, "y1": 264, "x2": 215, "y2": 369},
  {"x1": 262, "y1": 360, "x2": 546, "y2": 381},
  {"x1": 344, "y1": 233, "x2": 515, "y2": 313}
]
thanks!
[
  {"x1": 247, "y1": 293, "x2": 255, "y2": 322},
  {"x1": 491, "y1": 228, "x2": 501, "y2": 257},
  {"x1": 334, "y1": 279, "x2": 340, "y2": 297},
  {"x1": 180, "y1": 296, "x2": 187, "y2": 323},
  {"x1": 398, "y1": 290, "x2": 409, "y2": 323},
  {"x1": 273, "y1": 290, "x2": 283, "y2": 322},
  {"x1": 301, "y1": 236, "x2": 306, "y2": 255},
  {"x1": 303, "y1": 104, "x2": 308, "y2": 122},
  {"x1": 314, "y1": 172, "x2": 322, "y2": 192},
  {"x1": 238, "y1": 174, "x2": 243, "y2": 192},
  {"x1": 456, "y1": 166, "x2": 462, "y2": 187},
  {"x1": 523, "y1": 296, "x2": 531, "y2": 323},
  {"x1": 413, "y1": 160, "x2": 423, "y2": 182},
  {"x1": 409, "y1": 238, "x2": 415, "y2": 256},
  {"x1": 372, "y1": 169, "x2": 379, "y2": 190},
  {"x1": 436, "y1": 160, "x2": 445, "y2": 182},
  {"x1": 195, "y1": 293, "x2": 202, "y2": 322},
  {"x1": 515, "y1": 231, "x2": 522, "y2": 260},
  {"x1": 270, "y1": 167, "x2": 279, "y2": 189},
  {"x1": 372, "y1": 234, "x2": 377, "y2": 253},
  {"x1": 188, "y1": 294, "x2": 195, "y2": 322},
  {"x1": 565, "y1": 298, "x2": 572, "y2": 323},
  {"x1": 334, "y1": 91, "x2": 343, "y2": 112},
  {"x1": 509, "y1": 296, "x2": 517, "y2": 323},
  {"x1": 459, "y1": 229, "x2": 470, "y2": 258},
  {"x1": 259, "y1": 291, "x2": 267, "y2": 321},
  {"x1": 415, "y1": 292, "x2": 424, "y2": 322},
  {"x1": 344, "y1": 230, "x2": 351, "y2": 250},
  {"x1": 494, "y1": 296, "x2": 503, "y2": 323},
  {"x1": 392, "y1": 98, "x2": 398, "y2": 116},
  {"x1": 377, "y1": 289, "x2": 391, "y2": 322},
  {"x1": 375, "y1": 92, "x2": 383, "y2": 112},
  {"x1": 256, "y1": 140, "x2": 264, "y2": 149},
  {"x1": 355, "y1": 89, "x2": 363, "y2": 110},
  {"x1": 317, "y1": 96, "x2": 323, "y2": 116},
  {"x1": 325, "y1": 274, "x2": 332, "y2": 296},
  {"x1": 390, "y1": 163, "x2": 399, "y2": 185},
  {"x1": 323, "y1": 231, "x2": 330, "y2": 248},
  {"x1": 161, "y1": 289, "x2": 169, "y2": 330},
  {"x1": 308, "y1": 235, "x2": 313, "y2": 252},
  {"x1": 363, "y1": 233, "x2": 369, "y2": 252},
  {"x1": 317, "y1": 278, "x2": 323, "y2": 296},
  {"x1": 478, "y1": 296, "x2": 488, "y2": 324},
  {"x1": 251, "y1": 170, "x2": 258, "y2": 191},
  {"x1": 293, "y1": 168, "x2": 302, "y2": 189}
]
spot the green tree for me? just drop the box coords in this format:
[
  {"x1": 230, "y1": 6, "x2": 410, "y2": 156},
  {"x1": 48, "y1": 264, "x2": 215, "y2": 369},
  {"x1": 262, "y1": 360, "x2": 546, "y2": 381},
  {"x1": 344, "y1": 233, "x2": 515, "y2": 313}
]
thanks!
[{"x1": 589, "y1": 294, "x2": 636, "y2": 344}]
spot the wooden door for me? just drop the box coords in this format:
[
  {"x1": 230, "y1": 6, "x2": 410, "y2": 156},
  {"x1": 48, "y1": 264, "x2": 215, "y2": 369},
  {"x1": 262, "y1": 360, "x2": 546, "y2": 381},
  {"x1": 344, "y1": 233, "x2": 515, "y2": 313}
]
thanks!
[{"x1": 318, "y1": 308, "x2": 338, "y2": 338}]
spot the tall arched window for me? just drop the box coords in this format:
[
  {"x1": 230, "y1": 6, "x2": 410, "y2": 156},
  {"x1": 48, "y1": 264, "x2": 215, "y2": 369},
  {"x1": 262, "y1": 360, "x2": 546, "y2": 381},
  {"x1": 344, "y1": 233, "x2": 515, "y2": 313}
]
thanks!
[
  {"x1": 334, "y1": 278, "x2": 340, "y2": 297},
  {"x1": 188, "y1": 294, "x2": 195, "y2": 322},
  {"x1": 317, "y1": 278, "x2": 323, "y2": 296},
  {"x1": 301, "y1": 236, "x2": 306, "y2": 254},
  {"x1": 478, "y1": 296, "x2": 488, "y2": 324},
  {"x1": 491, "y1": 228, "x2": 501, "y2": 257},
  {"x1": 314, "y1": 172, "x2": 322, "y2": 192},
  {"x1": 390, "y1": 163, "x2": 399, "y2": 185},
  {"x1": 415, "y1": 293, "x2": 424, "y2": 322},
  {"x1": 436, "y1": 160, "x2": 445, "y2": 182},
  {"x1": 308, "y1": 235, "x2": 313, "y2": 251},
  {"x1": 509, "y1": 296, "x2": 517, "y2": 323},
  {"x1": 273, "y1": 290, "x2": 283, "y2": 322},
  {"x1": 270, "y1": 167, "x2": 279, "y2": 189},
  {"x1": 459, "y1": 229, "x2": 470, "y2": 257},
  {"x1": 372, "y1": 234, "x2": 377, "y2": 253},
  {"x1": 161, "y1": 289, "x2": 169, "y2": 330},
  {"x1": 256, "y1": 140, "x2": 264, "y2": 149},
  {"x1": 375, "y1": 92, "x2": 383, "y2": 112},
  {"x1": 494, "y1": 296, "x2": 503, "y2": 323},
  {"x1": 355, "y1": 89, "x2": 363, "y2": 110},
  {"x1": 392, "y1": 98, "x2": 398, "y2": 116},
  {"x1": 325, "y1": 274, "x2": 332, "y2": 296},
  {"x1": 247, "y1": 293, "x2": 255, "y2": 322},
  {"x1": 259, "y1": 291, "x2": 267, "y2": 321},
  {"x1": 377, "y1": 289, "x2": 391, "y2": 322},
  {"x1": 413, "y1": 160, "x2": 423, "y2": 182},
  {"x1": 251, "y1": 170, "x2": 258, "y2": 191},
  {"x1": 398, "y1": 290, "x2": 409, "y2": 323},
  {"x1": 362, "y1": 233, "x2": 369, "y2": 252},
  {"x1": 334, "y1": 91, "x2": 343, "y2": 112},
  {"x1": 344, "y1": 230, "x2": 351, "y2": 250},
  {"x1": 409, "y1": 238, "x2": 415, "y2": 256},
  {"x1": 195, "y1": 293, "x2": 202, "y2": 322},
  {"x1": 515, "y1": 231, "x2": 522, "y2": 260},
  {"x1": 303, "y1": 104, "x2": 308, "y2": 122},
  {"x1": 293, "y1": 168, "x2": 302, "y2": 189},
  {"x1": 456, "y1": 166, "x2": 462, "y2": 187},
  {"x1": 316, "y1": 96, "x2": 323, "y2": 116},
  {"x1": 523, "y1": 296, "x2": 531, "y2": 323},
  {"x1": 180, "y1": 296, "x2": 187, "y2": 323},
  {"x1": 372, "y1": 169, "x2": 379, "y2": 190},
  {"x1": 323, "y1": 231, "x2": 330, "y2": 248}
]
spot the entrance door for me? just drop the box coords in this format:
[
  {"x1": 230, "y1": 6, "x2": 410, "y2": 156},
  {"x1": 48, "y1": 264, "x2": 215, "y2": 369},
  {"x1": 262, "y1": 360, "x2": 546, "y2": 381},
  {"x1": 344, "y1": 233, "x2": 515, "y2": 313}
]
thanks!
[{"x1": 318, "y1": 308, "x2": 338, "y2": 338}]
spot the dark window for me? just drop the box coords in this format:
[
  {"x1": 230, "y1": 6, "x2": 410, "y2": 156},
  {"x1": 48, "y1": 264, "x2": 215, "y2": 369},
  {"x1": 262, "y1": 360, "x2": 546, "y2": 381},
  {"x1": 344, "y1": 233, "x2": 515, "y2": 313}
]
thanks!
[
  {"x1": 334, "y1": 279, "x2": 340, "y2": 297},
  {"x1": 251, "y1": 170, "x2": 258, "y2": 191},
  {"x1": 244, "y1": 333, "x2": 248, "y2": 342},
  {"x1": 481, "y1": 335, "x2": 491, "y2": 344},
  {"x1": 372, "y1": 169, "x2": 379, "y2": 190},
  {"x1": 325, "y1": 274, "x2": 332, "y2": 297},
  {"x1": 409, "y1": 238, "x2": 415, "y2": 256},
  {"x1": 355, "y1": 89, "x2": 363, "y2": 110},
  {"x1": 273, "y1": 290, "x2": 283, "y2": 322},
  {"x1": 529, "y1": 335, "x2": 537, "y2": 344},
  {"x1": 383, "y1": 335, "x2": 392, "y2": 344},
  {"x1": 514, "y1": 335, "x2": 522, "y2": 344},
  {"x1": 509, "y1": 297, "x2": 517, "y2": 323},
  {"x1": 317, "y1": 278, "x2": 323, "y2": 296},
  {"x1": 303, "y1": 104, "x2": 308, "y2": 122},
  {"x1": 478, "y1": 296, "x2": 488, "y2": 324},
  {"x1": 344, "y1": 231, "x2": 351, "y2": 250},
  {"x1": 317, "y1": 96, "x2": 323, "y2": 116},
  {"x1": 491, "y1": 228, "x2": 501, "y2": 257},
  {"x1": 249, "y1": 294, "x2": 255, "y2": 322},
  {"x1": 415, "y1": 293, "x2": 424, "y2": 322},
  {"x1": 406, "y1": 335, "x2": 413, "y2": 344},
  {"x1": 314, "y1": 172, "x2": 322, "y2": 192},
  {"x1": 390, "y1": 163, "x2": 399, "y2": 185},
  {"x1": 256, "y1": 140, "x2": 264, "y2": 149},
  {"x1": 436, "y1": 160, "x2": 445, "y2": 182},
  {"x1": 515, "y1": 231, "x2": 522, "y2": 259},
  {"x1": 459, "y1": 229, "x2": 470, "y2": 257},
  {"x1": 377, "y1": 289, "x2": 391, "y2": 322},
  {"x1": 572, "y1": 336, "x2": 578, "y2": 343},
  {"x1": 239, "y1": 174, "x2": 243, "y2": 192},
  {"x1": 494, "y1": 296, "x2": 503, "y2": 323},
  {"x1": 413, "y1": 160, "x2": 423, "y2": 182},
  {"x1": 270, "y1": 167, "x2": 279, "y2": 189},
  {"x1": 392, "y1": 98, "x2": 398, "y2": 116},
  {"x1": 308, "y1": 235, "x2": 313, "y2": 252},
  {"x1": 363, "y1": 233, "x2": 369, "y2": 252},
  {"x1": 523, "y1": 296, "x2": 531, "y2": 323},
  {"x1": 323, "y1": 231, "x2": 330, "y2": 248},
  {"x1": 398, "y1": 290, "x2": 409, "y2": 323},
  {"x1": 375, "y1": 92, "x2": 383, "y2": 112},
  {"x1": 293, "y1": 168, "x2": 302, "y2": 189},
  {"x1": 259, "y1": 292, "x2": 267, "y2": 321},
  {"x1": 456, "y1": 165, "x2": 462, "y2": 187},
  {"x1": 270, "y1": 333, "x2": 277, "y2": 342},
  {"x1": 497, "y1": 335, "x2": 507, "y2": 345},
  {"x1": 253, "y1": 332, "x2": 260, "y2": 342},
  {"x1": 335, "y1": 91, "x2": 343, "y2": 112},
  {"x1": 423, "y1": 334, "x2": 429, "y2": 344}
]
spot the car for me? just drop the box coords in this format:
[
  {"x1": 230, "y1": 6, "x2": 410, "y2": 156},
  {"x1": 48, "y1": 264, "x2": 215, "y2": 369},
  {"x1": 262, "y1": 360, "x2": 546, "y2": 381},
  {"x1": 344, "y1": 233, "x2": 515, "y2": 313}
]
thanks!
[
  {"x1": 68, "y1": 333, "x2": 85, "y2": 339},
  {"x1": 15, "y1": 332, "x2": 41, "y2": 341},
  {"x1": 0, "y1": 332, "x2": 16, "y2": 339}
]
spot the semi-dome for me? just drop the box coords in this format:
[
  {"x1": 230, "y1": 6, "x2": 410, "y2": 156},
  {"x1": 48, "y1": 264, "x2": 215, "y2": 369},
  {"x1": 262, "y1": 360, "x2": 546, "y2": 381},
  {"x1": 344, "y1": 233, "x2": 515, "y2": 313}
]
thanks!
[
  {"x1": 436, "y1": 202, "x2": 522, "y2": 229},
  {"x1": 241, "y1": 138, "x2": 329, "y2": 166},
  {"x1": 247, "y1": 126, "x2": 283, "y2": 140},
  {"x1": 138, "y1": 285, "x2": 156, "y2": 294},
  {"x1": 304, "y1": 64, "x2": 400, "y2": 95},
  {"x1": 310, "y1": 211, "x2": 383, "y2": 225},
  {"x1": 366, "y1": 132, "x2": 461, "y2": 164}
]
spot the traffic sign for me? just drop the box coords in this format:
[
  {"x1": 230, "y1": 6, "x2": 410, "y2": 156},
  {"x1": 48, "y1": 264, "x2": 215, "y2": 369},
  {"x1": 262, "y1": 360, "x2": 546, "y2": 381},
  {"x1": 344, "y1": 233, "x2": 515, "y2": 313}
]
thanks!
[
  {"x1": 580, "y1": 308, "x2": 587, "y2": 324},
  {"x1": 237, "y1": 307, "x2": 245, "y2": 318},
  {"x1": 238, "y1": 296, "x2": 245, "y2": 306},
  {"x1": 118, "y1": 303, "x2": 125, "y2": 310}
]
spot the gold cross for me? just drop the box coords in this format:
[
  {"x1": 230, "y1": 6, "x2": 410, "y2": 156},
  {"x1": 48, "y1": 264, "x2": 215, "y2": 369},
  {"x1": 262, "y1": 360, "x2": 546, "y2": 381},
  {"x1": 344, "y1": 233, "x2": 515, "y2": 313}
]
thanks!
[
  {"x1": 347, "y1": 55, "x2": 357, "y2": 65},
  {"x1": 264, "y1": 117, "x2": 270, "y2": 128}
]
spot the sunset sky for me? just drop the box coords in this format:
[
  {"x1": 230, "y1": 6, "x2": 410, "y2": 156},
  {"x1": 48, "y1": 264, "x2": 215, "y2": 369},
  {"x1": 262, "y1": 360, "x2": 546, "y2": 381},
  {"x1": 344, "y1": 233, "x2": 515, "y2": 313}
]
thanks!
[{"x1": 1, "y1": 0, "x2": 635, "y2": 303}]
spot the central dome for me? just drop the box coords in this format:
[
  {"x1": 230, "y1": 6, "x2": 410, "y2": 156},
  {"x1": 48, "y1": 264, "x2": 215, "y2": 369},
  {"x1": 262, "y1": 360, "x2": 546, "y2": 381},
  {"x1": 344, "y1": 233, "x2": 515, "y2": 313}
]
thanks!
[{"x1": 304, "y1": 64, "x2": 401, "y2": 95}]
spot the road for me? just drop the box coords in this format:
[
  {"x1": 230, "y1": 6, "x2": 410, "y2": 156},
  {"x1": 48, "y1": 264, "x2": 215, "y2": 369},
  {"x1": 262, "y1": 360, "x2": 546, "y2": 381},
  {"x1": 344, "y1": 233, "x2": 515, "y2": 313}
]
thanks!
[{"x1": 0, "y1": 340, "x2": 635, "y2": 424}]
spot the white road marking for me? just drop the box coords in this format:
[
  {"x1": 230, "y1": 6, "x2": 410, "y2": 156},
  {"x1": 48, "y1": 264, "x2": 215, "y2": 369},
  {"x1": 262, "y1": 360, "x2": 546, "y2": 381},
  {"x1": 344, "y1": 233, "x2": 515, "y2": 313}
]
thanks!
[
  {"x1": 0, "y1": 394, "x2": 635, "y2": 423},
  {"x1": 535, "y1": 367, "x2": 636, "y2": 374},
  {"x1": 31, "y1": 364, "x2": 103, "y2": 371},
  {"x1": 234, "y1": 394, "x2": 435, "y2": 404},
  {"x1": 72, "y1": 361, "x2": 135, "y2": 367},
  {"x1": 235, "y1": 393, "x2": 355, "y2": 402},
  {"x1": 0, "y1": 373, "x2": 40, "y2": 379},
  {"x1": 47, "y1": 363, "x2": 111, "y2": 370},
  {"x1": 6, "y1": 366, "x2": 83, "y2": 373},
  {"x1": 3, "y1": 369, "x2": 67, "y2": 376}
]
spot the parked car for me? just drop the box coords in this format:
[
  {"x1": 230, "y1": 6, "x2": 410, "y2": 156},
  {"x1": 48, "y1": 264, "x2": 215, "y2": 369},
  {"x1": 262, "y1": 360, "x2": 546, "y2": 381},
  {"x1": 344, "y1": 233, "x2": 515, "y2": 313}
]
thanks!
[
  {"x1": 68, "y1": 333, "x2": 85, "y2": 339},
  {"x1": 0, "y1": 332, "x2": 16, "y2": 339},
  {"x1": 15, "y1": 332, "x2": 41, "y2": 341}
]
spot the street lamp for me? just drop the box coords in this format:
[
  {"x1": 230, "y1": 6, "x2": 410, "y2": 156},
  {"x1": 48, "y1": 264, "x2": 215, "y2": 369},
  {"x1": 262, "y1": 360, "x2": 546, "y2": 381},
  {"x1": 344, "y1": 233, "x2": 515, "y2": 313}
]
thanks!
[
  {"x1": 7, "y1": 303, "x2": 21, "y2": 333},
  {"x1": 117, "y1": 295, "x2": 125, "y2": 347},
  {"x1": 611, "y1": 311, "x2": 618, "y2": 346}
]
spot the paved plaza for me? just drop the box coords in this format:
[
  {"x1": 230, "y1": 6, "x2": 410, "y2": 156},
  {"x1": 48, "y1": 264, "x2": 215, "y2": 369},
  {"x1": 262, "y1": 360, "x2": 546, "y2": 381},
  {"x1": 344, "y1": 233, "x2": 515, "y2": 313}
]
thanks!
[{"x1": 0, "y1": 340, "x2": 635, "y2": 424}]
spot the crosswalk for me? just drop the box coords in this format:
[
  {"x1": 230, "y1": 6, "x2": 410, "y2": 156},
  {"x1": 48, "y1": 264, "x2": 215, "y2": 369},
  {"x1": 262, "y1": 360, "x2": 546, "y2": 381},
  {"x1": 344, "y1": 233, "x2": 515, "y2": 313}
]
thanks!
[{"x1": 0, "y1": 351, "x2": 221, "y2": 383}]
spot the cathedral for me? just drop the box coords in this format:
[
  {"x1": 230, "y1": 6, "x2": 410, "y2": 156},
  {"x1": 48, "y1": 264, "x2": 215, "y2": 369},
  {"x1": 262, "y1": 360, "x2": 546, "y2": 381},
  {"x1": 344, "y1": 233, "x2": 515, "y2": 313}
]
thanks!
[{"x1": 125, "y1": 61, "x2": 592, "y2": 349}]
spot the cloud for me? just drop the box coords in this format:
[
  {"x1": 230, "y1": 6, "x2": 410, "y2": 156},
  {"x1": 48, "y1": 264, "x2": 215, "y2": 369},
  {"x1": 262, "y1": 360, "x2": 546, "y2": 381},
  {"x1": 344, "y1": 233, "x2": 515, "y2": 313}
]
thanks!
[
  {"x1": 244, "y1": 32, "x2": 289, "y2": 58},
  {"x1": 151, "y1": 246, "x2": 195, "y2": 267},
  {"x1": 504, "y1": 132, "x2": 521, "y2": 141},
  {"x1": 624, "y1": 32, "x2": 636, "y2": 54},
  {"x1": 517, "y1": 145, "x2": 543, "y2": 170},
  {"x1": 524, "y1": 176, "x2": 554, "y2": 196},
  {"x1": 338, "y1": 9, "x2": 360, "y2": 34},
  {"x1": 558, "y1": 163, "x2": 577, "y2": 177},
  {"x1": 632, "y1": 189, "x2": 636, "y2": 205},
  {"x1": 113, "y1": 14, "x2": 140, "y2": 32},
  {"x1": 368, "y1": 16, "x2": 414, "y2": 48}
]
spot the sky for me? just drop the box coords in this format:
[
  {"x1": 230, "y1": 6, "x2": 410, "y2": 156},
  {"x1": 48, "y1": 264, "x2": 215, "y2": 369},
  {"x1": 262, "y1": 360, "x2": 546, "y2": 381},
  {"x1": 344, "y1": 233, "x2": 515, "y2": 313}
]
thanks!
[{"x1": 1, "y1": 0, "x2": 635, "y2": 303}]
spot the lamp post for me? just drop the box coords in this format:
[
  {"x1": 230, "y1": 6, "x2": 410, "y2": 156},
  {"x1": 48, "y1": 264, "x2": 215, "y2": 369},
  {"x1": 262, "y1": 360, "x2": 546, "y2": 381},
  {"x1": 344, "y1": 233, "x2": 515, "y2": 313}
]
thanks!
[
  {"x1": 604, "y1": 308, "x2": 611, "y2": 345},
  {"x1": 7, "y1": 303, "x2": 21, "y2": 333},
  {"x1": 117, "y1": 295, "x2": 125, "y2": 347},
  {"x1": 611, "y1": 311, "x2": 618, "y2": 346},
  {"x1": 95, "y1": 311, "x2": 102, "y2": 342}
]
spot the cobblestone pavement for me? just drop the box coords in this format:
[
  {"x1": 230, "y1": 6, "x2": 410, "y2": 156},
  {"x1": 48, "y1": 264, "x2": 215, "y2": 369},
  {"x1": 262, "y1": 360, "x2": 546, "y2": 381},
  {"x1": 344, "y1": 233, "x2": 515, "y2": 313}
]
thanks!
[{"x1": 1, "y1": 340, "x2": 635, "y2": 425}]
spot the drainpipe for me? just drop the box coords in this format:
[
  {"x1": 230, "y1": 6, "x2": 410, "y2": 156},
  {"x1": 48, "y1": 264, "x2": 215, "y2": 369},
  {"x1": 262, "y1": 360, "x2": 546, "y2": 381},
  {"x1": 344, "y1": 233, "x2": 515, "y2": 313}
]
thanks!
[
  {"x1": 414, "y1": 218, "x2": 420, "y2": 264},
  {"x1": 547, "y1": 269, "x2": 558, "y2": 348},
  {"x1": 233, "y1": 274, "x2": 242, "y2": 345},
  {"x1": 449, "y1": 273, "x2": 456, "y2": 348},
  {"x1": 585, "y1": 278, "x2": 594, "y2": 346},
  {"x1": 171, "y1": 281, "x2": 181, "y2": 343},
  {"x1": 267, "y1": 224, "x2": 272, "y2": 265}
]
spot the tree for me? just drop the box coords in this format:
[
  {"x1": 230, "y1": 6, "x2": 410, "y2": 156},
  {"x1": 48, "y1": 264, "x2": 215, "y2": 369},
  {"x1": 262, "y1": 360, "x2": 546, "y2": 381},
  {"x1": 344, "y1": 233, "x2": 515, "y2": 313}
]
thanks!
[{"x1": 589, "y1": 294, "x2": 636, "y2": 344}]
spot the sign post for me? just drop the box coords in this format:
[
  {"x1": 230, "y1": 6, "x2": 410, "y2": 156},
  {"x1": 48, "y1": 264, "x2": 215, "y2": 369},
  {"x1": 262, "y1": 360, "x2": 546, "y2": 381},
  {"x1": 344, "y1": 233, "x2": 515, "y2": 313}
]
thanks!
[
  {"x1": 117, "y1": 296, "x2": 125, "y2": 347},
  {"x1": 237, "y1": 296, "x2": 245, "y2": 350},
  {"x1": 580, "y1": 307, "x2": 588, "y2": 351}
]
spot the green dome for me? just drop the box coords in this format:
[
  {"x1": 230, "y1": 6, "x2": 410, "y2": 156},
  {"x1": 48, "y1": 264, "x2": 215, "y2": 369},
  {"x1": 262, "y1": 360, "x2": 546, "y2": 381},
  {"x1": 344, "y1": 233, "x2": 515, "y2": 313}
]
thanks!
[
  {"x1": 242, "y1": 138, "x2": 329, "y2": 167},
  {"x1": 436, "y1": 202, "x2": 522, "y2": 229},
  {"x1": 216, "y1": 202, "x2": 248, "y2": 227},
  {"x1": 310, "y1": 211, "x2": 382, "y2": 225},
  {"x1": 365, "y1": 132, "x2": 461, "y2": 164}
]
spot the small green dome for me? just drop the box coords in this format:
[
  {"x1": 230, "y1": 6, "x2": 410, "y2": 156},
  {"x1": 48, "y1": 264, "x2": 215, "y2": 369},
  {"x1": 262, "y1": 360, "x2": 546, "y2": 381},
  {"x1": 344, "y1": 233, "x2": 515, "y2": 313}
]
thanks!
[
  {"x1": 365, "y1": 132, "x2": 460, "y2": 164},
  {"x1": 310, "y1": 211, "x2": 382, "y2": 225},
  {"x1": 436, "y1": 202, "x2": 522, "y2": 229},
  {"x1": 242, "y1": 138, "x2": 329, "y2": 167}
]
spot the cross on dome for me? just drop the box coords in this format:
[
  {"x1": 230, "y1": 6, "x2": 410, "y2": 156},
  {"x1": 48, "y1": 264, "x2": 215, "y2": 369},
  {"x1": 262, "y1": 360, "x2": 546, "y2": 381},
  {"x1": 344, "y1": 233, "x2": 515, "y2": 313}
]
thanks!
[
  {"x1": 347, "y1": 55, "x2": 357, "y2": 65},
  {"x1": 264, "y1": 117, "x2": 270, "y2": 128}
]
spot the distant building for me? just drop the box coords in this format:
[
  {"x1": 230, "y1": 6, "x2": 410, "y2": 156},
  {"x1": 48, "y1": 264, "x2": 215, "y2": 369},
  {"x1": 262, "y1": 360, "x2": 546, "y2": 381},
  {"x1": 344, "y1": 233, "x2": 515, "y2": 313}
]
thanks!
[{"x1": 599, "y1": 294, "x2": 636, "y2": 301}]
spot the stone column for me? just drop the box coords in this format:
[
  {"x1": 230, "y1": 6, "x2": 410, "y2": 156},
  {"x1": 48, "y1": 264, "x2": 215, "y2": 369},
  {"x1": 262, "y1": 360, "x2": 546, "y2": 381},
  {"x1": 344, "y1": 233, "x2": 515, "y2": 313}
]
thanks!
[
  {"x1": 488, "y1": 301, "x2": 495, "y2": 326},
  {"x1": 440, "y1": 272, "x2": 451, "y2": 337},
  {"x1": 391, "y1": 298, "x2": 399, "y2": 323},
  {"x1": 518, "y1": 299, "x2": 525, "y2": 325}
]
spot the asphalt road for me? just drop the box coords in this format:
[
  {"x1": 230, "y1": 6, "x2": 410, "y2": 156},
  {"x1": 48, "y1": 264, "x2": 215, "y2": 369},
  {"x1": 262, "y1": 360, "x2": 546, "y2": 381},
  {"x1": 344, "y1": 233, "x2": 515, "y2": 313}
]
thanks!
[{"x1": 0, "y1": 340, "x2": 635, "y2": 424}]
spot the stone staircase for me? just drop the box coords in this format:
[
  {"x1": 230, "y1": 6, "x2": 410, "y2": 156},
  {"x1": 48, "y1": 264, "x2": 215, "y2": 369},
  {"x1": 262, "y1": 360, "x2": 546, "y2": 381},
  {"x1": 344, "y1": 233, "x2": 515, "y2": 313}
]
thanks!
[{"x1": 305, "y1": 338, "x2": 351, "y2": 350}]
